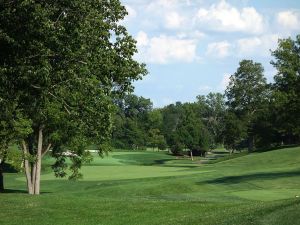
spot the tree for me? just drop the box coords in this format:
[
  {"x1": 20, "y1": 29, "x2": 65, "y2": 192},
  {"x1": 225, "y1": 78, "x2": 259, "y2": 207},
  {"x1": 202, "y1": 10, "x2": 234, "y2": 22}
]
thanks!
[
  {"x1": 271, "y1": 35, "x2": 300, "y2": 144},
  {"x1": 147, "y1": 128, "x2": 166, "y2": 151},
  {"x1": 225, "y1": 60, "x2": 268, "y2": 151},
  {"x1": 196, "y1": 93, "x2": 226, "y2": 148},
  {"x1": 223, "y1": 111, "x2": 247, "y2": 153},
  {"x1": 175, "y1": 103, "x2": 212, "y2": 159},
  {"x1": 161, "y1": 102, "x2": 184, "y2": 148},
  {"x1": 0, "y1": 0, "x2": 146, "y2": 194},
  {"x1": 111, "y1": 94, "x2": 152, "y2": 149}
]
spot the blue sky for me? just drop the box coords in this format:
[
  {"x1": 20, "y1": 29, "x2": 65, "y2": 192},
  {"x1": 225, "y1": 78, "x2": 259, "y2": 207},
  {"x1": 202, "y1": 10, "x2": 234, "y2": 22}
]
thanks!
[{"x1": 121, "y1": 0, "x2": 300, "y2": 107}]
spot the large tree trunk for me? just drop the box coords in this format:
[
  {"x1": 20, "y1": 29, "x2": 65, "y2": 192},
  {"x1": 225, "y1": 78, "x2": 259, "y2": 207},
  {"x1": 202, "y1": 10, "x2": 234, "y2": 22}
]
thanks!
[
  {"x1": 34, "y1": 127, "x2": 43, "y2": 195},
  {"x1": 22, "y1": 127, "x2": 51, "y2": 195},
  {"x1": 22, "y1": 141, "x2": 34, "y2": 194},
  {"x1": 0, "y1": 161, "x2": 4, "y2": 192}
]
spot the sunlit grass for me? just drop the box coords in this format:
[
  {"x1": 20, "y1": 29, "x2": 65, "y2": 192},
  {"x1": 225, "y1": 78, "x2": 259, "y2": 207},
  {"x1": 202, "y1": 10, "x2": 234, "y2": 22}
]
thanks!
[{"x1": 1, "y1": 147, "x2": 300, "y2": 225}]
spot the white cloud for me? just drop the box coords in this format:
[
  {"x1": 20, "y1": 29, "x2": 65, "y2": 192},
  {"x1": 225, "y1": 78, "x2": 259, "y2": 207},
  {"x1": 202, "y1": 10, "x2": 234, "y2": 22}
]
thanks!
[
  {"x1": 277, "y1": 11, "x2": 300, "y2": 30},
  {"x1": 123, "y1": 5, "x2": 137, "y2": 22},
  {"x1": 146, "y1": 0, "x2": 178, "y2": 12},
  {"x1": 195, "y1": 0, "x2": 264, "y2": 34},
  {"x1": 176, "y1": 31, "x2": 205, "y2": 40},
  {"x1": 165, "y1": 11, "x2": 185, "y2": 29},
  {"x1": 206, "y1": 41, "x2": 231, "y2": 58},
  {"x1": 192, "y1": 31, "x2": 206, "y2": 39},
  {"x1": 136, "y1": 32, "x2": 198, "y2": 64},
  {"x1": 145, "y1": 0, "x2": 190, "y2": 31},
  {"x1": 237, "y1": 34, "x2": 280, "y2": 57},
  {"x1": 136, "y1": 31, "x2": 149, "y2": 47}
]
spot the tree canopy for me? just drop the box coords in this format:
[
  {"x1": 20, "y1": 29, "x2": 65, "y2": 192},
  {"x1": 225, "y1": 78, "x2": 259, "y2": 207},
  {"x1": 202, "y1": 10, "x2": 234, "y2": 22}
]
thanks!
[
  {"x1": 225, "y1": 60, "x2": 268, "y2": 151},
  {"x1": 0, "y1": 0, "x2": 146, "y2": 194},
  {"x1": 271, "y1": 36, "x2": 300, "y2": 143}
]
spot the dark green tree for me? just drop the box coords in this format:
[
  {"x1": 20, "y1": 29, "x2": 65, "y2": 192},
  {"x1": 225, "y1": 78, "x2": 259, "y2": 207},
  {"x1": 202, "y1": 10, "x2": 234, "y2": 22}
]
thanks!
[
  {"x1": 161, "y1": 102, "x2": 183, "y2": 148},
  {"x1": 223, "y1": 111, "x2": 247, "y2": 153},
  {"x1": 112, "y1": 94, "x2": 152, "y2": 149},
  {"x1": 175, "y1": 103, "x2": 212, "y2": 159},
  {"x1": 0, "y1": 0, "x2": 146, "y2": 194},
  {"x1": 147, "y1": 128, "x2": 167, "y2": 151},
  {"x1": 225, "y1": 60, "x2": 268, "y2": 151},
  {"x1": 196, "y1": 93, "x2": 226, "y2": 148},
  {"x1": 271, "y1": 35, "x2": 300, "y2": 144}
]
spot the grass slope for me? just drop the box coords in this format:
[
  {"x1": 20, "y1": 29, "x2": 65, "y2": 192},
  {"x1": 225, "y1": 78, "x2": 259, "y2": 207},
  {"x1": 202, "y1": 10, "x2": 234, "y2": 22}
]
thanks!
[{"x1": 1, "y1": 147, "x2": 300, "y2": 225}]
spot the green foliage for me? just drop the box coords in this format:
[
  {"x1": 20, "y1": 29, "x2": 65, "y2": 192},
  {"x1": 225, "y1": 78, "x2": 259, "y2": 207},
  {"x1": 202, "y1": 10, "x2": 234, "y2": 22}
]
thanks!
[
  {"x1": 271, "y1": 35, "x2": 300, "y2": 142},
  {"x1": 223, "y1": 112, "x2": 247, "y2": 151},
  {"x1": 196, "y1": 92, "x2": 226, "y2": 147},
  {"x1": 112, "y1": 94, "x2": 168, "y2": 150},
  {"x1": 147, "y1": 128, "x2": 167, "y2": 150},
  {"x1": 0, "y1": 0, "x2": 146, "y2": 180},
  {"x1": 225, "y1": 60, "x2": 269, "y2": 151},
  {"x1": 226, "y1": 60, "x2": 267, "y2": 114},
  {"x1": 166, "y1": 103, "x2": 213, "y2": 155}
]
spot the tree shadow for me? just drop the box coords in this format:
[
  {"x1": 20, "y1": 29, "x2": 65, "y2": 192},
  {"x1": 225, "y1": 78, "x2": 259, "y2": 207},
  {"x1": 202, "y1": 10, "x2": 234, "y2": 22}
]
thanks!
[
  {"x1": 1, "y1": 189, "x2": 28, "y2": 194},
  {"x1": 113, "y1": 153, "x2": 175, "y2": 166},
  {"x1": 0, "y1": 189, "x2": 52, "y2": 194},
  {"x1": 197, "y1": 170, "x2": 300, "y2": 185},
  {"x1": 254, "y1": 144, "x2": 300, "y2": 154},
  {"x1": 2, "y1": 162, "x2": 18, "y2": 173}
]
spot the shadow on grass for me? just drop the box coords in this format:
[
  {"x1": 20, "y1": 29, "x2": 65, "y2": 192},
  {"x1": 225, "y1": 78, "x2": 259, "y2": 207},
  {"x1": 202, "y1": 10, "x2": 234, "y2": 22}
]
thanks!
[
  {"x1": 0, "y1": 189, "x2": 52, "y2": 194},
  {"x1": 1, "y1": 189, "x2": 28, "y2": 194},
  {"x1": 198, "y1": 170, "x2": 300, "y2": 185},
  {"x1": 254, "y1": 144, "x2": 300, "y2": 154},
  {"x1": 113, "y1": 153, "x2": 175, "y2": 166},
  {"x1": 2, "y1": 162, "x2": 18, "y2": 173}
]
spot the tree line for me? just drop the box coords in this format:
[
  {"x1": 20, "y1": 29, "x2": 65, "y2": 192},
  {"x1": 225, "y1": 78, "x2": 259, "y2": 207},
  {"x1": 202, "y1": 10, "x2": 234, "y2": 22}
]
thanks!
[{"x1": 111, "y1": 36, "x2": 300, "y2": 156}]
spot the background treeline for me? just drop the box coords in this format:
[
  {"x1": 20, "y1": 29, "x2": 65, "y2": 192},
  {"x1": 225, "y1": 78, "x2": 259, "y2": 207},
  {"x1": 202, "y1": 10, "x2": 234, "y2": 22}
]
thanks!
[{"x1": 111, "y1": 35, "x2": 300, "y2": 155}]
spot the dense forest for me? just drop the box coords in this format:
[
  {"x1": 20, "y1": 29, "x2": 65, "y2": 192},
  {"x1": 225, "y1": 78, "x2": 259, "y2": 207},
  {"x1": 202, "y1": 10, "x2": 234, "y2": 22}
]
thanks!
[{"x1": 111, "y1": 35, "x2": 300, "y2": 156}]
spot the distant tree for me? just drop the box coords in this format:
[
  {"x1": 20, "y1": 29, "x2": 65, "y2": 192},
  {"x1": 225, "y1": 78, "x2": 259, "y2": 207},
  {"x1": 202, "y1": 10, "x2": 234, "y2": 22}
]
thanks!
[
  {"x1": 175, "y1": 104, "x2": 212, "y2": 159},
  {"x1": 146, "y1": 109, "x2": 163, "y2": 131},
  {"x1": 147, "y1": 128, "x2": 167, "y2": 151},
  {"x1": 196, "y1": 93, "x2": 226, "y2": 148},
  {"x1": 122, "y1": 95, "x2": 153, "y2": 118},
  {"x1": 223, "y1": 112, "x2": 247, "y2": 153},
  {"x1": 225, "y1": 60, "x2": 268, "y2": 151},
  {"x1": 0, "y1": 0, "x2": 146, "y2": 194},
  {"x1": 112, "y1": 94, "x2": 152, "y2": 149},
  {"x1": 161, "y1": 102, "x2": 183, "y2": 147},
  {"x1": 271, "y1": 35, "x2": 300, "y2": 144}
]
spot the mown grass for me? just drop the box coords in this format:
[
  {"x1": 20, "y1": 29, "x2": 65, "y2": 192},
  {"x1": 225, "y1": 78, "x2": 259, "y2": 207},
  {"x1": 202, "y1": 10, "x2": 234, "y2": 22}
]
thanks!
[{"x1": 1, "y1": 147, "x2": 300, "y2": 225}]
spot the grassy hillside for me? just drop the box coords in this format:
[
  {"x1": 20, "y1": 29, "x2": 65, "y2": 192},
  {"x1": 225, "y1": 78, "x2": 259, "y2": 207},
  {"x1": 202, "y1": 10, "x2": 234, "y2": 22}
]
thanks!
[{"x1": 1, "y1": 147, "x2": 300, "y2": 225}]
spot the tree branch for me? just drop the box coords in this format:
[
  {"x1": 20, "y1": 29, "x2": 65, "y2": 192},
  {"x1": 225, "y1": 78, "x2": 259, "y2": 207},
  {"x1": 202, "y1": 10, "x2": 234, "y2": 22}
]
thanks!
[
  {"x1": 30, "y1": 84, "x2": 42, "y2": 89},
  {"x1": 42, "y1": 143, "x2": 52, "y2": 158},
  {"x1": 48, "y1": 91, "x2": 72, "y2": 115}
]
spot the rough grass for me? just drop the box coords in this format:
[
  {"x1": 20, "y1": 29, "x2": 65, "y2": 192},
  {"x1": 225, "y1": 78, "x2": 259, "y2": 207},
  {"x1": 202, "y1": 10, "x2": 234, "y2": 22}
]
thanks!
[{"x1": 1, "y1": 147, "x2": 300, "y2": 225}]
